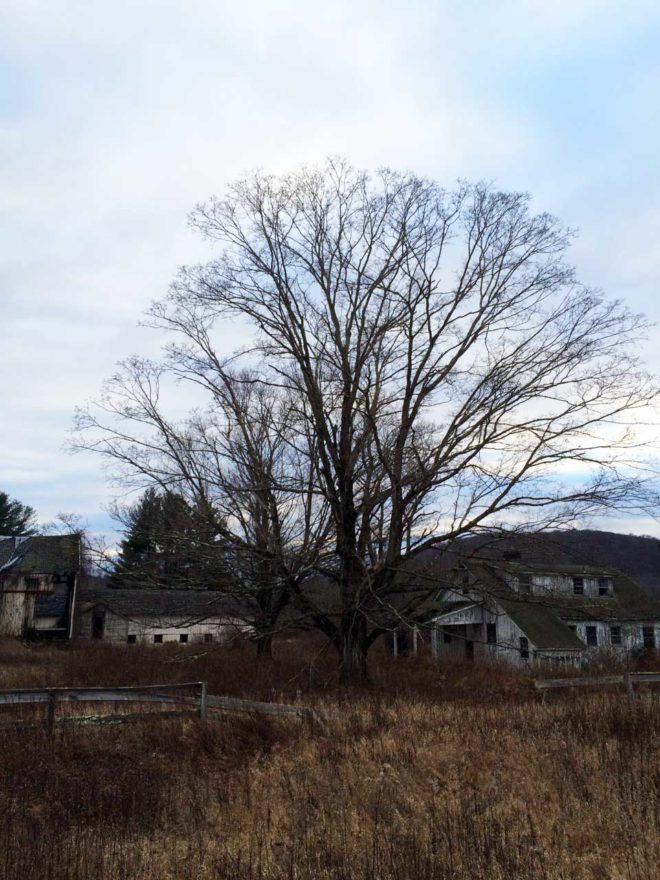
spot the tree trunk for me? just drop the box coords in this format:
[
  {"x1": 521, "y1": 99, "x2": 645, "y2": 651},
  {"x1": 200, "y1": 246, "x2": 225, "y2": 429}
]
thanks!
[
  {"x1": 338, "y1": 616, "x2": 370, "y2": 684},
  {"x1": 255, "y1": 632, "x2": 273, "y2": 663}
]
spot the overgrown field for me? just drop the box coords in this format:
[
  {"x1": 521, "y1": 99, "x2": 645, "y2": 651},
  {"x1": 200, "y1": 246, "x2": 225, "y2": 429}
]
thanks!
[{"x1": 0, "y1": 638, "x2": 657, "y2": 880}]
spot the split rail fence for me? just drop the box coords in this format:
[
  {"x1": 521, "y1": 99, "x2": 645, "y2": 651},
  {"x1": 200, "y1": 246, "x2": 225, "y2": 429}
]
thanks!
[
  {"x1": 534, "y1": 670, "x2": 660, "y2": 701},
  {"x1": 0, "y1": 682, "x2": 327, "y2": 733}
]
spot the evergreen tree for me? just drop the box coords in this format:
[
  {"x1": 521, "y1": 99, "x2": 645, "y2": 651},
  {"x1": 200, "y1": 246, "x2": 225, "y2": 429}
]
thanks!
[
  {"x1": 0, "y1": 492, "x2": 37, "y2": 536},
  {"x1": 111, "y1": 488, "x2": 224, "y2": 589}
]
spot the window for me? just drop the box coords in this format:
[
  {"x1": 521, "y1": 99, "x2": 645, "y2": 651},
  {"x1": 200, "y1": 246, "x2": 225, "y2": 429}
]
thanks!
[
  {"x1": 203, "y1": 633, "x2": 213, "y2": 644},
  {"x1": 610, "y1": 626, "x2": 622, "y2": 646},
  {"x1": 443, "y1": 629, "x2": 452, "y2": 644},
  {"x1": 585, "y1": 625, "x2": 598, "y2": 646},
  {"x1": 518, "y1": 574, "x2": 532, "y2": 593},
  {"x1": 179, "y1": 633, "x2": 189, "y2": 644},
  {"x1": 519, "y1": 637, "x2": 529, "y2": 659},
  {"x1": 573, "y1": 577, "x2": 584, "y2": 595},
  {"x1": 486, "y1": 623, "x2": 497, "y2": 644},
  {"x1": 598, "y1": 578, "x2": 612, "y2": 596},
  {"x1": 127, "y1": 634, "x2": 137, "y2": 645},
  {"x1": 153, "y1": 634, "x2": 163, "y2": 644},
  {"x1": 642, "y1": 626, "x2": 655, "y2": 649}
]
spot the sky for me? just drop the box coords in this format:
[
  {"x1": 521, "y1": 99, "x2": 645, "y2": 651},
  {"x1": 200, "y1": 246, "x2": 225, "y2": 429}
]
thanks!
[{"x1": 2, "y1": 0, "x2": 660, "y2": 540}]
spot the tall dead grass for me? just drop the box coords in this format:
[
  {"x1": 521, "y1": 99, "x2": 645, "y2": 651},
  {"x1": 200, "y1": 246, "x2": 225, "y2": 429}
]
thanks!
[{"x1": 0, "y1": 637, "x2": 657, "y2": 879}]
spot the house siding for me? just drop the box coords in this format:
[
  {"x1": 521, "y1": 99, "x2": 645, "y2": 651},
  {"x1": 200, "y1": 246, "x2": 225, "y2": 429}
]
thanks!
[{"x1": 77, "y1": 608, "x2": 248, "y2": 645}]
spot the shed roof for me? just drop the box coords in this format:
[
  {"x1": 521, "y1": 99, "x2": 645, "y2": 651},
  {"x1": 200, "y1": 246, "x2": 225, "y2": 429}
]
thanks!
[{"x1": 78, "y1": 586, "x2": 249, "y2": 625}]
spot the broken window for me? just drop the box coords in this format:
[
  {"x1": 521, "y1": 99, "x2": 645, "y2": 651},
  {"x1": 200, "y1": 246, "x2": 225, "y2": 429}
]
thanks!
[
  {"x1": 519, "y1": 637, "x2": 529, "y2": 659},
  {"x1": 573, "y1": 577, "x2": 584, "y2": 595},
  {"x1": 486, "y1": 623, "x2": 497, "y2": 644},
  {"x1": 610, "y1": 626, "x2": 622, "y2": 646},
  {"x1": 585, "y1": 625, "x2": 598, "y2": 646},
  {"x1": 642, "y1": 626, "x2": 655, "y2": 649},
  {"x1": 153, "y1": 634, "x2": 163, "y2": 644}
]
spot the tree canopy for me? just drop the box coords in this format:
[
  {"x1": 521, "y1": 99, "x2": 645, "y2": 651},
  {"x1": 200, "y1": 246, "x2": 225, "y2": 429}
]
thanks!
[
  {"x1": 76, "y1": 160, "x2": 659, "y2": 680},
  {"x1": 111, "y1": 488, "x2": 223, "y2": 590},
  {"x1": 0, "y1": 492, "x2": 37, "y2": 536}
]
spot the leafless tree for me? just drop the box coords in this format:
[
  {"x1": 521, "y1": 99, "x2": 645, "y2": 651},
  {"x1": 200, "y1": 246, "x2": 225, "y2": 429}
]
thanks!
[
  {"x1": 76, "y1": 359, "x2": 331, "y2": 660},
  {"x1": 76, "y1": 159, "x2": 659, "y2": 681}
]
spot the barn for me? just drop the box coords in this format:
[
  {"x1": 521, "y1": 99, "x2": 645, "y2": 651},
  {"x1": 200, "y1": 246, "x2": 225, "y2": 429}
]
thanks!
[
  {"x1": 75, "y1": 586, "x2": 252, "y2": 645},
  {"x1": 0, "y1": 535, "x2": 81, "y2": 638}
]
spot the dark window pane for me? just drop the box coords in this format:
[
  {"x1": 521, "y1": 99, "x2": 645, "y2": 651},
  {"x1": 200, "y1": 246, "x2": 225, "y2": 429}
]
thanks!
[
  {"x1": 179, "y1": 633, "x2": 189, "y2": 644},
  {"x1": 127, "y1": 634, "x2": 137, "y2": 644},
  {"x1": 486, "y1": 623, "x2": 497, "y2": 644},
  {"x1": 154, "y1": 634, "x2": 163, "y2": 644},
  {"x1": 610, "y1": 626, "x2": 622, "y2": 646},
  {"x1": 573, "y1": 577, "x2": 584, "y2": 595},
  {"x1": 585, "y1": 625, "x2": 598, "y2": 646},
  {"x1": 519, "y1": 637, "x2": 529, "y2": 659},
  {"x1": 204, "y1": 633, "x2": 213, "y2": 643},
  {"x1": 642, "y1": 626, "x2": 655, "y2": 649}
]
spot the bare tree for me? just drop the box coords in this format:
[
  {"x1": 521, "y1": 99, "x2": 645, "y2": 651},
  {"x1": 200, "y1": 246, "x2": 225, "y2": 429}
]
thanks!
[
  {"x1": 76, "y1": 359, "x2": 331, "y2": 660},
  {"x1": 77, "y1": 159, "x2": 659, "y2": 682}
]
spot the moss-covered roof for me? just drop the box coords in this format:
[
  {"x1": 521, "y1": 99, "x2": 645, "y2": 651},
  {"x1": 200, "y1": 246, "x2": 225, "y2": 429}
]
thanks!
[{"x1": 0, "y1": 535, "x2": 81, "y2": 577}]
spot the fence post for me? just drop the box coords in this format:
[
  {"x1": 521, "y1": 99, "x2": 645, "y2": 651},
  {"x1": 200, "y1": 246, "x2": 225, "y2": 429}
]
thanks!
[
  {"x1": 46, "y1": 691, "x2": 57, "y2": 735},
  {"x1": 199, "y1": 681, "x2": 208, "y2": 721},
  {"x1": 624, "y1": 672, "x2": 636, "y2": 705}
]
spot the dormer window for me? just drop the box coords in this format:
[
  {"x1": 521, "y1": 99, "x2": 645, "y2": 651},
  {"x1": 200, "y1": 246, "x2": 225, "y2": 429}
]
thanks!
[
  {"x1": 573, "y1": 577, "x2": 584, "y2": 595},
  {"x1": 598, "y1": 578, "x2": 612, "y2": 596}
]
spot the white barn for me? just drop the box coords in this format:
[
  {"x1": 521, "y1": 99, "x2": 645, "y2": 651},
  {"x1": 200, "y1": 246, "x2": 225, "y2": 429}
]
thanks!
[{"x1": 75, "y1": 587, "x2": 252, "y2": 646}]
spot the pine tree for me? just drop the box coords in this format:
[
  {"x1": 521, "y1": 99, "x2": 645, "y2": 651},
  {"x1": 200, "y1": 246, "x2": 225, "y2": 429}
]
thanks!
[
  {"x1": 0, "y1": 492, "x2": 37, "y2": 536},
  {"x1": 111, "y1": 489, "x2": 224, "y2": 589}
]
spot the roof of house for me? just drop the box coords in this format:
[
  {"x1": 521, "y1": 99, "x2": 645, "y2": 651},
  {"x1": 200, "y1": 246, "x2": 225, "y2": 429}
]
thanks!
[
  {"x1": 77, "y1": 586, "x2": 250, "y2": 625},
  {"x1": 0, "y1": 535, "x2": 81, "y2": 577}
]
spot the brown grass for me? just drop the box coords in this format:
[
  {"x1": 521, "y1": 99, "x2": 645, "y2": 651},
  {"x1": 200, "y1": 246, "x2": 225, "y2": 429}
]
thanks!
[{"x1": 0, "y1": 637, "x2": 657, "y2": 879}]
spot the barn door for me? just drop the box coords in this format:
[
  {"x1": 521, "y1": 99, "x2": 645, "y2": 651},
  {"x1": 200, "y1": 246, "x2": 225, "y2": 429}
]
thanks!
[{"x1": 91, "y1": 611, "x2": 105, "y2": 640}]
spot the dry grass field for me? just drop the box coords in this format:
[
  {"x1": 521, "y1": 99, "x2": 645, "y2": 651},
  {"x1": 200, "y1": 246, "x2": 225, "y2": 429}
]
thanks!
[{"x1": 0, "y1": 637, "x2": 657, "y2": 880}]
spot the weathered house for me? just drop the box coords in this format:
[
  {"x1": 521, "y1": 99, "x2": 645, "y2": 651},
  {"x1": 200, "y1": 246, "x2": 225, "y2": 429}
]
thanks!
[
  {"x1": 396, "y1": 536, "x2": 660, "y2": 667},
  {"x1": 75, "y1": 586, "x2": 251, "y2": 645},
  {"x1": 423, "y1": 561, "x2": 659, "y2": 667},
  {"x1": 0, "y1": 535, "x2": 82, "y2": 638}
]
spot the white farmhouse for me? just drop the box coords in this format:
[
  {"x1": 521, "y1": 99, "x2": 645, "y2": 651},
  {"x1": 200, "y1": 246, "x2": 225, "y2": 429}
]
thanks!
[{"x1": 420, "y1": 554, "x2": 660, "y2": 667}]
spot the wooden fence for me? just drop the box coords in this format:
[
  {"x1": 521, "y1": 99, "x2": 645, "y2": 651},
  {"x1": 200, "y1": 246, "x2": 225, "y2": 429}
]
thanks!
[
  {"x1": 0, "y1": 682, "x2": 326, "y2": 733},
  {"x1": 534, "y1": 670, "x2": 660, "y2": 701}
]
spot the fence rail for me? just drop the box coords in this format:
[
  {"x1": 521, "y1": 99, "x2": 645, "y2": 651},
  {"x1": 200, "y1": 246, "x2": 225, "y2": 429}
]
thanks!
[
  {"x1": 0, "y1": 682, "x2": 326, "y2": 733},
  {"x1": 534, "y1": 670, "x2": 660, "y2": 701}
]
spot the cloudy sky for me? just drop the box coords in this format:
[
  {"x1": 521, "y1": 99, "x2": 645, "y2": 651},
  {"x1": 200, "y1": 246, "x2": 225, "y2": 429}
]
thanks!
[{"x1": 2, "y1": 0, "x2": 660, "y2": 539}]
